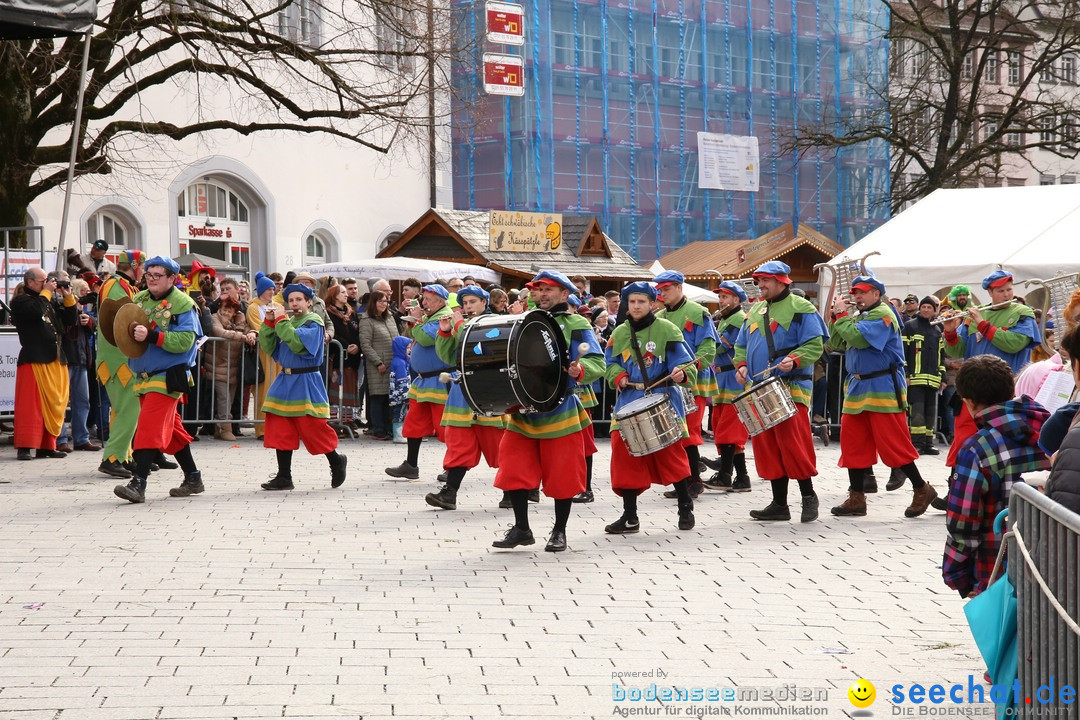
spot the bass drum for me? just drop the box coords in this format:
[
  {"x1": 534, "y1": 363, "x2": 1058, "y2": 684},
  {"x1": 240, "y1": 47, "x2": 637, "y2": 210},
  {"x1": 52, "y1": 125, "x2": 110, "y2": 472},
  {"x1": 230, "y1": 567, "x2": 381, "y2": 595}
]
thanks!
[{"x1": 458, "y1": 310, "x2": 569, "y2": 416}]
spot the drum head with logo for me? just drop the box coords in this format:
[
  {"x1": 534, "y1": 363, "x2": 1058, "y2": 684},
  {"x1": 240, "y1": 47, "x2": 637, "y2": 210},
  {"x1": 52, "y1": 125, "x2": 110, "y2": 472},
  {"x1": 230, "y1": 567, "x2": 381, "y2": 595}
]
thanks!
[{"x1": 510, "y1": 311, "x2": 569, "y2": 412}]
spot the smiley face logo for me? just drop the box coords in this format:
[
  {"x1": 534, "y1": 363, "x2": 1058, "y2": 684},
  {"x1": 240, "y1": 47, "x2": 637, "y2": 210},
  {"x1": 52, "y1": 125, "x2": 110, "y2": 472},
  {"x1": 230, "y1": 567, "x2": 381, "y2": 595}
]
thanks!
[{"x1": 848, "y1": 679, "x2": 876, "y2": 709}]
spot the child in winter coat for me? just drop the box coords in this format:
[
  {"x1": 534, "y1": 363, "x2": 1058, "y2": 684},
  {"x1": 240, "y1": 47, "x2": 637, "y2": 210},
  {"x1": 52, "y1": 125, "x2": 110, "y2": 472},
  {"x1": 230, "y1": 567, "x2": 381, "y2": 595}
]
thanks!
[{"x1": 389, "y1": 335, "x2": 412, "y2": 443}]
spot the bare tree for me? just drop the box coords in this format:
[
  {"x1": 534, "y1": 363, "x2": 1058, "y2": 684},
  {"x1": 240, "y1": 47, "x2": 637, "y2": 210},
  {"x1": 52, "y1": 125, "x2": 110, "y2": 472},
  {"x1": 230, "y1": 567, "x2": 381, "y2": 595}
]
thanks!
[
  {"x1": 0, "y1": 0, "x2": 475, "y2": 236},
  {"x1": 790, "y1": 0, "x2": 1080, "y2": 212}
]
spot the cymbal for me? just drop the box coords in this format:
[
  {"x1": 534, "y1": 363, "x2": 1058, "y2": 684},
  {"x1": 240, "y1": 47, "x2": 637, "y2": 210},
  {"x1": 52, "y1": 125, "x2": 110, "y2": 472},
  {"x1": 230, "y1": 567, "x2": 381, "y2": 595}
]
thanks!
[
  {"x1": 113, "y1": 303, "x2": 150, "y2": 359},
  {"x1": 98, "y1": 297, "x2": 131, "y2": 347}
]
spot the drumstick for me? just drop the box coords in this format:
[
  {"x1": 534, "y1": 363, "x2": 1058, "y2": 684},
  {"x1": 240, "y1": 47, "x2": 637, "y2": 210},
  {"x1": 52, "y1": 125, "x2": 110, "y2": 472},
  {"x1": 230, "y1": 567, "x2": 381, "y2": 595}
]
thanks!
[{"x1": 644, "y1": 361, "x2": 697, "y2": 392}]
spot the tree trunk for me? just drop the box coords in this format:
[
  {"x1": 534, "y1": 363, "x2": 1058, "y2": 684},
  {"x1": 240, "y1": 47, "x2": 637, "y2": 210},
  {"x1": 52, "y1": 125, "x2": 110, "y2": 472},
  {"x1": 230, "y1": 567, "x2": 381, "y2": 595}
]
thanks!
[{"x1": 0, "y1": 41, "x2": 39, "y2": 248}]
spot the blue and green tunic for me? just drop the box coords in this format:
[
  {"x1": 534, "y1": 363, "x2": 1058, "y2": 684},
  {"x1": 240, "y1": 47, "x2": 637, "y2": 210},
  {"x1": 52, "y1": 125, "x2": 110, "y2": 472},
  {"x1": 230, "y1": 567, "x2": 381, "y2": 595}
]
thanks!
[
  {"x1": 506, "y1": 311, "x2": 605, "y2": 440},
  {"x1": 258, "y1": 312, "x2": 330, "y2": 418},
  {"x1": 734, "y1": 291, "x2": 828, "y2": 407},
  {"x1": 829, "y1": 301, "x2": 908, "y2": 414},
  {"x1": 408, "y1": 305, "x2": 454, "y2": 404},
  {"x1": 605, "y1": 316, "x2": 697, "y2": 437},
  {"x1": 658, "y1": 297, "x2": 719, "y2": 399},
  {"x1": 127, "y1": 287, "x2": 201, "y2": 399},
  {"x1": 435, "y1": 313, "x2": 507, "y2": 429},
  {"x1": 713, "y1": 307, "x2": 747, "y2": 404},
  {"x1": 944, "y1": 303, "x2": 1040, "y2": 375}
]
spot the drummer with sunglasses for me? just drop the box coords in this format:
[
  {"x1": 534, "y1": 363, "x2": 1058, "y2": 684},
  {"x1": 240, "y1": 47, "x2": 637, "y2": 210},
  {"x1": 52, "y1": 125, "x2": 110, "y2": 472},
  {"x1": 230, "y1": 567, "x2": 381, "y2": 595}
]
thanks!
[
  {"x1": 424, "y1": 285, "x2": 506, "y2": 511},
  {"x1": 734, "y1": 261, "x2": 829, "y2": 523},
  {"x1": 491, "y1": 270, "x2": 605, "y2": 553},
  {"x1": 604, "y1": 281, "x2": 699, "y2": 534}
]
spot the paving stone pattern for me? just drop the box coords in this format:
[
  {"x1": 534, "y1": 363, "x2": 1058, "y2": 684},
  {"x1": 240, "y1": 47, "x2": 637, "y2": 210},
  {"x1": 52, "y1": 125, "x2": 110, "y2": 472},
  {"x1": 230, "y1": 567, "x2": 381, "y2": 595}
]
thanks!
[{"x1": 0, "y1": 434, "x2": 996, "y2": 719}]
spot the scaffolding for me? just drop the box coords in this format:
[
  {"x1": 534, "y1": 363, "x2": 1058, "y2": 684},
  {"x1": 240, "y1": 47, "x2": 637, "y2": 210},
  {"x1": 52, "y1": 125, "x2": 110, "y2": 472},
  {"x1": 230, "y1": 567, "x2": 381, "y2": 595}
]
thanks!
[{"x1": 453, "y1": 0, "x2": 891, "y2": 261}]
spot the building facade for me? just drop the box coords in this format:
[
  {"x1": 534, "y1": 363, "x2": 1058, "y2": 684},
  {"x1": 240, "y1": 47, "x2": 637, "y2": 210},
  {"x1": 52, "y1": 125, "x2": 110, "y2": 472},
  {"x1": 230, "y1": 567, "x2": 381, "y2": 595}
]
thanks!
[{"x1": 451, "y1": 0, "x2": 892, "y2": 262}]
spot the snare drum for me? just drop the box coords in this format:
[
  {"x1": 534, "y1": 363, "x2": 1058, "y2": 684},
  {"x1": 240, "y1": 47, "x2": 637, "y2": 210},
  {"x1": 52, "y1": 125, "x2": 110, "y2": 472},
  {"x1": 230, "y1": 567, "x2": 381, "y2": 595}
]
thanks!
[
  {"x1": 732, "y1": 376, "x2": 797, "y2": 436},
  {"x1": 613, "y1": 394, "x2": 683, "y2": 457},
  {"x1": 679, "y1": 384, "x2": 698, "y2": 413},
  {"x1": 458, "y1": 310, "x2": 569, "y2": 415}
]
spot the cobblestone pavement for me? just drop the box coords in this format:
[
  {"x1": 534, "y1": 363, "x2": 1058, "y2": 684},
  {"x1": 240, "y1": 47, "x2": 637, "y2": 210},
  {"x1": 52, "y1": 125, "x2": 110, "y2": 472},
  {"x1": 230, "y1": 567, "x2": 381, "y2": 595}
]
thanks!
[{"x1": 0, "y1": 430, "x2": 997, "y2": 720}]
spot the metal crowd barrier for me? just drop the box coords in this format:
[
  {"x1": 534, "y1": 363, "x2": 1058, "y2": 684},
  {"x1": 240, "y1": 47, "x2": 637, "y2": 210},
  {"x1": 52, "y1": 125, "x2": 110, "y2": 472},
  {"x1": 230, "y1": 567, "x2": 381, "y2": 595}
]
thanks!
[
  {"x1": 1007, "y1": 482, "x2": 1080, "y2": 716},
  {"x1": 186, "y1": 336, "x2": 356, "y2": 438}
]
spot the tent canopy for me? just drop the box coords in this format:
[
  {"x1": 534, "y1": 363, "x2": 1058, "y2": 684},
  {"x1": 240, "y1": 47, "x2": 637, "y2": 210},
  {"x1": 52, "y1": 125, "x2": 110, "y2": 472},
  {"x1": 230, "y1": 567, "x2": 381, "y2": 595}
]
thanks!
[
  {"x1": 0, "y1": 0, "x2": 96, "y2": 38},
  {"x1": 297, "y1": 258, "x2": 500, "y2": 284},
  {"x1": 825, "y1": 185, "x2": 1080, "y2": 299}
]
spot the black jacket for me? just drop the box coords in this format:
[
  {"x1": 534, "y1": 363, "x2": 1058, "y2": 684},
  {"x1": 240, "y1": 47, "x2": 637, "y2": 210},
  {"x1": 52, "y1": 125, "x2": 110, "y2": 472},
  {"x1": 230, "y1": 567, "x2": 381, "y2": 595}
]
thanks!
[
  {"x1": 1045, "y1": 409, "x2": 1080, "y2": 516},
  {"x1": 11, "y1": 289, "x2": 78, "y2": 366},
  {"x1": 902, "y1": 316, "x2": 945, "y2": 388}
]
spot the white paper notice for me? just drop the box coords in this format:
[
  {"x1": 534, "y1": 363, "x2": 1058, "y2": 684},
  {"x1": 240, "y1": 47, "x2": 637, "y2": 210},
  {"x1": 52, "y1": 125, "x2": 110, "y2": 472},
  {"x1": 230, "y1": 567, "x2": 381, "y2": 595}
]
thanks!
[
  {"x1": 1035, "y1": 370, "x2": 1076, "y2": 414},
  {"x1": 697, "y1": 132, "x2": 760, "y2": 192}
]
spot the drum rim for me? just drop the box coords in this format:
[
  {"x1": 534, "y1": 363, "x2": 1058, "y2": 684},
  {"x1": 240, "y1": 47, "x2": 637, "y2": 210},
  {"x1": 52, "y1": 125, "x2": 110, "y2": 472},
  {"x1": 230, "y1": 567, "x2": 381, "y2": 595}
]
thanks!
[
  {"x1": 510, "y1": 310, "x2": 568, "y2": 413},
  {"x1": 457, "y1": 309, "x2": 568, "y2": 415},
  {"x1": 733, "y1": 374, "x2": 781, "y2": 401},
  {"x1": 613, "y1": 392, "x2": 671, "y2": 418}
]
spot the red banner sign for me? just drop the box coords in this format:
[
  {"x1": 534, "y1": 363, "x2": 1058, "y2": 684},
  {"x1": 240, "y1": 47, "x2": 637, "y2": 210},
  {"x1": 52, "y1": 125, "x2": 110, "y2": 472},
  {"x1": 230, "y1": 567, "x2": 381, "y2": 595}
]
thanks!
[
  {"x1": 483, "y1": 53, "x2": 524, "y2": 96},
  {"x1": 486, "y1": 1, "x2": 524, "y2": 45}
]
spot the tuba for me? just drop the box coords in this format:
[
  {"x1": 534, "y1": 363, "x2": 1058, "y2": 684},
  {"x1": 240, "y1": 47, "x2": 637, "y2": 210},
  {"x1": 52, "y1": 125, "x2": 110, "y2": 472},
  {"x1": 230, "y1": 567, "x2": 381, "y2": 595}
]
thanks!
[
  {"x1": 1024, "y1": 272, "x2": 1080, "y2": 356},
  {"x1": 814, "y1": 251, "x2": 881, "y2": 311}
]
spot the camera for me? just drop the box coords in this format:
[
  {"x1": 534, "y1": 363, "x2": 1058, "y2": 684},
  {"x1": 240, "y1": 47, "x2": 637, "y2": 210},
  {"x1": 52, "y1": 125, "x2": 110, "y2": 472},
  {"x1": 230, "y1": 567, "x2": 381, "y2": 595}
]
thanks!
[{"x1": 56, "y1": 280, "x2": 71, "y2": 289}]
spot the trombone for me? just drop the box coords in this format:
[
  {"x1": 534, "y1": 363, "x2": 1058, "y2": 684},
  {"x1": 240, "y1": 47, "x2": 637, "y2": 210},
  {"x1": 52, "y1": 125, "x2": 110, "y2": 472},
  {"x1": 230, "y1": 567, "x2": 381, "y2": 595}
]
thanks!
[{"x1": 929, "y1": 300, "x2": 1017, "y2": 326}]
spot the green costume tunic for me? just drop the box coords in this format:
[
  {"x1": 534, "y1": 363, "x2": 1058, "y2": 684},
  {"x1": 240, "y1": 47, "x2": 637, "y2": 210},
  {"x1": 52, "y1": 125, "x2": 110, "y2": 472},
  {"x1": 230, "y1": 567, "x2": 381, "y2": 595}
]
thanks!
[
  {"x1": 657, "y1": 298, "x2": 718, "y2": 398},
  {"x1": 95, "y1": 274, "x2": 139, "y2": 464}
]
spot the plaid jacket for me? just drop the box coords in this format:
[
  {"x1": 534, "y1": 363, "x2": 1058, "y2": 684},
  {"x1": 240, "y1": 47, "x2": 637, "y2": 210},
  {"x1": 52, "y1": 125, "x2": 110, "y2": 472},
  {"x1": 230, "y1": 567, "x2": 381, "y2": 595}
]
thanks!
[{"x1": 943, "y1": 397, "x2": 1051, "y2": 597}]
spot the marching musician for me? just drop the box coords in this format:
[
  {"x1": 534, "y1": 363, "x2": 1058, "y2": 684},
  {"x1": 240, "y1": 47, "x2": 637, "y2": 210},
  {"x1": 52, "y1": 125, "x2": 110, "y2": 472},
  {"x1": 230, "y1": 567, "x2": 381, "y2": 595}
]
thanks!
[
  {"x1": 425, "y1": 285, "x2": 506, "y2": 511},
  {"x1": 703, "y1": 281, "x2": 752, "y2": 492},
  {"x1": 942, "y1": 269, "x2": 1041, "y2": 473},
  {"x1": 385, "y1": 284, "x2": 454, "y2": 481},
  {"x1": 604, "y1": 282, "x2": 698, "y2": 534},
  {"x1": 257, "y1": 283, "x2": 348, "y2": 491},
  {"x1": 567, "y1": 293, "x2": 600, "y2": 504},
  {"x1": 491, "y1": 270, "x2": 605, "y2": 553},
  {"x1": 733, "y1": 261, "x2": 829, "y2": 523},
  {"x1": 95, "y1": 250, "x2": 144, "y2": 479},
  {"x1": 654, "y1": 270, "x2": 720, "y2": 499},
  {"x1": 827, "y1": 276, "x2": 939, "y2": 518},
  {"x1": 112, "y1": 257, "x2": 205, "y2": 504}
]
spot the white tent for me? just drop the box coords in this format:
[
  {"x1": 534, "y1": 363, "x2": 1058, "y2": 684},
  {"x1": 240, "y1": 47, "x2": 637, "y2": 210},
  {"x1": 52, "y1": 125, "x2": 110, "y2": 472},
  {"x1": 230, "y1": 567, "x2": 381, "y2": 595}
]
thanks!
[
  {"x1": 296, "y1": 258, "x2": 500, "y2": 284},
  {"x1": 646, "y1": 261, "x2": 720, "y2": 304},
  {"x1": 825, "y1": 185, "x2": 1080, "y2": 300}
]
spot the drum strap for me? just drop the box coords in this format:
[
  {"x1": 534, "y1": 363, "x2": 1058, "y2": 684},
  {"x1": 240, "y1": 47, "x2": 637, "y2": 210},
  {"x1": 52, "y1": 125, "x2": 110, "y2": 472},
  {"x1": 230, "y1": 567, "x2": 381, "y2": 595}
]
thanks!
[
  {"x1": 762, "y1": 307, "x2": 812, "y2": 380},
  {"x1": 627, "y1": 323, "x2": 658, "y2": 392},
  {"x1": 418, "y1": 368, "x2": 453, "y2": 379}
]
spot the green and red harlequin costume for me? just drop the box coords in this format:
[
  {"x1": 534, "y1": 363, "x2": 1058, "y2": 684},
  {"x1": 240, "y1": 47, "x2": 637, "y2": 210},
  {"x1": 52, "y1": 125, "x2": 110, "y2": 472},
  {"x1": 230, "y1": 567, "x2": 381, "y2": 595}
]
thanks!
[
  {"x1": 96, "y1": 273, "x2": 139, "y2": 465},
  {"x1": 493, "y1": 311, "x2": 605, "y2": 499},
  {"x1": 657, "y1": 297, "x2": 718, "y2": 446},
  {"x1": 403, "y1": 304, "x2": 454, "y2": 442},
  {"x1": 605, "y1": 316, "x2": 697, "y2": 494},
  {"x1": 712, "y1": 306, "x2": 749, "y2": 450},
  {"x1": 435, "y1": 313, "x2": 505, "y2": 471},
  {"x1": 829, "y1": 301, "x2": 919, "y2": 470}
]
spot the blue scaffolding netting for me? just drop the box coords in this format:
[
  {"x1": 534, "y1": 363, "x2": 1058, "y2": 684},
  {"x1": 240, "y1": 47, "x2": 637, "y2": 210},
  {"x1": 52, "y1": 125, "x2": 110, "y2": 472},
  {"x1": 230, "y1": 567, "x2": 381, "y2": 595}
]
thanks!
[{"x1": 452, "y1": 0, "x2": 891, "y2": 262}]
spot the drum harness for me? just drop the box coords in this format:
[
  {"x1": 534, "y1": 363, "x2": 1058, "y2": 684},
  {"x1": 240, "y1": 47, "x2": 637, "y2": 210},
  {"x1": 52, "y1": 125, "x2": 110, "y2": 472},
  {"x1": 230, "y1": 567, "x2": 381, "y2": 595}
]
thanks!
[
  {"x1": 760, "y1": 305, "x2": 812, "y2": 383},
  {"x1": 625, "y1": 323, "x2": 679, "y2": 392}
]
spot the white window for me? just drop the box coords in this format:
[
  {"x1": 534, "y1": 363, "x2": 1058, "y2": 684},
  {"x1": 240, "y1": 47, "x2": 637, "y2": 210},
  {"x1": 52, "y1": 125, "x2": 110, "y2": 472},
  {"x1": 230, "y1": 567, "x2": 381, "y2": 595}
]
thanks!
[
  {"x1": 1062, "y1": 55, "x2": 1077, "y2": 85},
  {"x1": 1007, "y1": 51, "x2": 1022, "y2": 85},
  {"x1": 1062, "y1": 175, "x2": 1077, "y2": 184},
  {"x1": 1040, "y1": 115, "x2": 1056, "y2": 145},
  {"x1": 983, "y1": 50, "x2": 999, "y2": 84},
  {"x1": 375, "y1": 2, "x2": 415, "y2": 71},
  {"x1": 983, "y1": 119, "x2": 999, "y2": 143},
  {"x1": 179, "y1": 181, "x2": 248, "y2": 223},
  {"x1": 963, "y1": 53, "x2": 974, "y2": 80},
  {"x1": 277, "y1": 0, "x2": 322, "y2": 47},
  {"x1": 88, "y1": 210, "x2": 126, "y2": 247},
  {"x1": 1040, "y1": 174, "x2": 1056, "y2": 185},
  {"x1": 304, "y1": 234, "x2": 326, "y2": 266}
]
